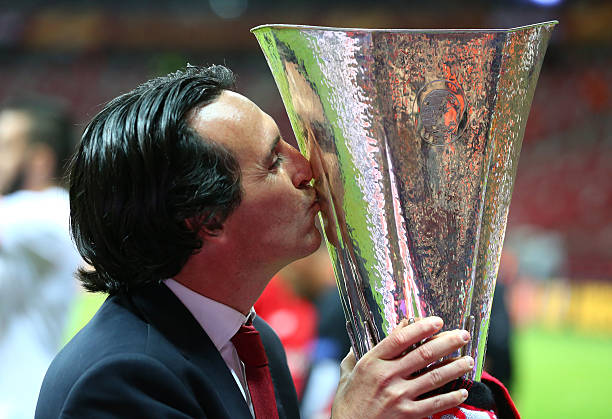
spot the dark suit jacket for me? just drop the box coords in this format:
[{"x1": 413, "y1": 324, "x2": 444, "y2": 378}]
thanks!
[{"x1": 35, "y1": 282, "x2": 300, "y2": 418}]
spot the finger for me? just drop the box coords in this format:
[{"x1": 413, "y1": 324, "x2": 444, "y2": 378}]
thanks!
[
  {"x1": 424, "y1": 329, "x2": 464, "y2": 341},
  {"x1": 411, "y1": 389, "x2": 469, "y2": 418},
  {"x1": 400, "y1": 329, "x2": 470, "y2": 373},
  {"x1": 369, "y1": 317, "x2": 444, "y2": 360},
  {"x1": 417, "y1": 354, "x2": 464, "y2": 373},
  {"x1": 409, "y1": 356, "x2": 474, "y2": 396}
]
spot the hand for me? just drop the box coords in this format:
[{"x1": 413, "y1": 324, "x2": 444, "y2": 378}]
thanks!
[{"x1": 331, "y1": 317, "x2": 472, "y2": 419}]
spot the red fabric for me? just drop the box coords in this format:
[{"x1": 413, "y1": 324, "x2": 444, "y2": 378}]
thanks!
[
  {"x1": 481, "y1": 371, "x2": 520, "y2": 419},
  {"x1": 231, "y1": 324, "x2": 279, "y2": 419},
  {"x1": 254, "y1": 275, "x2": 317, "y2": 396}
]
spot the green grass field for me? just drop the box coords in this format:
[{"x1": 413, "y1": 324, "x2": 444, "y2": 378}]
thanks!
[
  {"x1": 513, "y1": 327, "x2": 611, "y2": 418},
  {"x1": 63, "y1": 291, "x2": 107, "y2": 343},
  {"x1": 64, "y1": 292, "x2": 612, "y2": 418}
]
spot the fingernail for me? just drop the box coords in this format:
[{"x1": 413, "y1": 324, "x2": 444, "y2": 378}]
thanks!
[
  {"x1": 460, "y1": 389, "x2": 468, "y2": 400},
  {"x1": 465, "y1": 356, "x2": 474, "y2": 367},
  {"x1": 461, "y1": 330, "x2": 470, "y2": 342}
]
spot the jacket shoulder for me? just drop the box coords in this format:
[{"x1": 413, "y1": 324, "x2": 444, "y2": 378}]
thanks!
[
  {"x1": 42, "y1": 353, "x2": 203, "y2": 418},
  {"x1": 36, "y1": 295, "x2": 183, "y2": 417}
]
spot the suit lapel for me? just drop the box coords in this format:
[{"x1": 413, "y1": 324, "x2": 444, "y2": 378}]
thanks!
[{"x1": 122, "y1": 282, "x2": 252, "y2": 419}]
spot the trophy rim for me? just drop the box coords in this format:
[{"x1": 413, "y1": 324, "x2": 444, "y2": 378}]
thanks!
[{"x1": 250, "y1": 20, "x2": 558, "y2": 34}]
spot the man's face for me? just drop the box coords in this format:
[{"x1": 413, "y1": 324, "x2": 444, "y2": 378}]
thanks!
[
  {"x1": 188, "y1": 91, "x2": 322, "y2": 270},
  {"x1": 0, "y1": 110, "x2": 30, "y2": 195}
]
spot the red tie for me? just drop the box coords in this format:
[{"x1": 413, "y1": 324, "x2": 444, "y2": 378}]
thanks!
[{"x1": 231, "y1": 323, "x2": 279, "y2": 419}]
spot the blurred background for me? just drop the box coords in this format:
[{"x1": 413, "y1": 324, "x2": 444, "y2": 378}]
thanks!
[{"x1": 0, "y1": 0, "x2": 610, "y2": 418}]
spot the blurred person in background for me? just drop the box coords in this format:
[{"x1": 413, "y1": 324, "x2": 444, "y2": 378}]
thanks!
[
  {"x1": 0, "y1": 97, "x2": 81, "y2": 419},
  {"x1": 284, "y1": 244, "x2": 352, "y2": 419}
]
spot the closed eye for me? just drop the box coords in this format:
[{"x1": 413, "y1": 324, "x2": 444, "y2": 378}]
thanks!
[{"x1": 269, "y1": 153, "x2": 285, "y2": 171}]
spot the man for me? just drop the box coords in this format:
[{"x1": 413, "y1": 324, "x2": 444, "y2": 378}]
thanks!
[
  {"x1": 36, "y1": 65, "x2": 477, "y2": 418},
  {"x1": 0, "y1": 98, "x2": 81, "y2": 419}
]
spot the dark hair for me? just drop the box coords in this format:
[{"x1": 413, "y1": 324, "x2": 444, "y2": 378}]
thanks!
[
  {"x1": 69, "y1": 64, "x2": 240, "y2": 294},
  {"x1": 1, "y1": 96, "x2": 75, "y2": 184}
]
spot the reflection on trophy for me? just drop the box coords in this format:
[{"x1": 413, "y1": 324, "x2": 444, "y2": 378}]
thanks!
[{"x1": 252, "y1": 22, "x2": 556, "y2": 380}]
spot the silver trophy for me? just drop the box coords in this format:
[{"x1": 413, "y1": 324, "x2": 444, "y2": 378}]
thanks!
[{"x1": 252, "y1": 22, "x2": 556, "y2": 380}]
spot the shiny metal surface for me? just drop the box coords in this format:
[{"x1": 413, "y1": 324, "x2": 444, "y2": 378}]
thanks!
[{"x1": 252, "y1": 22, "x2": 556, "y2": 380}]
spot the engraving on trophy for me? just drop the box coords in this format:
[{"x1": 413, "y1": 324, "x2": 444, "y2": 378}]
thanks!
[{"x1": 414, "y1": 80, "x2": 468, "y2": 146}]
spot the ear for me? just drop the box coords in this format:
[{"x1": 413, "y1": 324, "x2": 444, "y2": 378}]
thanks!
[
  {"x1": 185, "y1": 214, "x2": 224, "y2": 238},
  {"x1": 201, "y1": 223, "x2": 223, "y2": 238}
]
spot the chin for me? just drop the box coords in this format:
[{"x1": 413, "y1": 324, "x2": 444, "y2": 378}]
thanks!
[{"x1": 303, "y1": 228, "x2": 323, "y2": 256}]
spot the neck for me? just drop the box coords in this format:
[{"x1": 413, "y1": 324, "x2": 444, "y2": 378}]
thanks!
[{"x1": 174, "y1": 244, "x2": 282, "y2": 316}]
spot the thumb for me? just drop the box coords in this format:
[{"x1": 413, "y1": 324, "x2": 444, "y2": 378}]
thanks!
[{"x1": 340, "y1": 349, "x2": 356, "y2": 374}]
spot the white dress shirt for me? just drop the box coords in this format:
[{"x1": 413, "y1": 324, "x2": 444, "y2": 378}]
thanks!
[{"x1": 163, "y1": 278, "x2": 255, "y2": 417}]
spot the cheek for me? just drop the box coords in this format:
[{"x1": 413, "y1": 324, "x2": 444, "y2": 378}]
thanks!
[
  {"x1": 253, "y1": 201, "x2": 304, "y2": 244},
  {"x1": 237, "y1": 194, "x2": 292, "y2": 234},
  {"x1": 237, "y1": 176, "x2": 308, "y2": 235},
  {"x1": 249, "y1": 179, "x2": 303, "y2": 212}
]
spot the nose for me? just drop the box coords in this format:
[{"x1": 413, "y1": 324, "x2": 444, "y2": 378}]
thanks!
[{"x1": 287, "y1": 145, "x2": 313, "y2": 189}]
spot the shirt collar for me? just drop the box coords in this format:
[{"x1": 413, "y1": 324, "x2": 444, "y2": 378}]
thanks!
[{"x1": 163, "y1": 278, "x2": 254, "y2": 352}]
